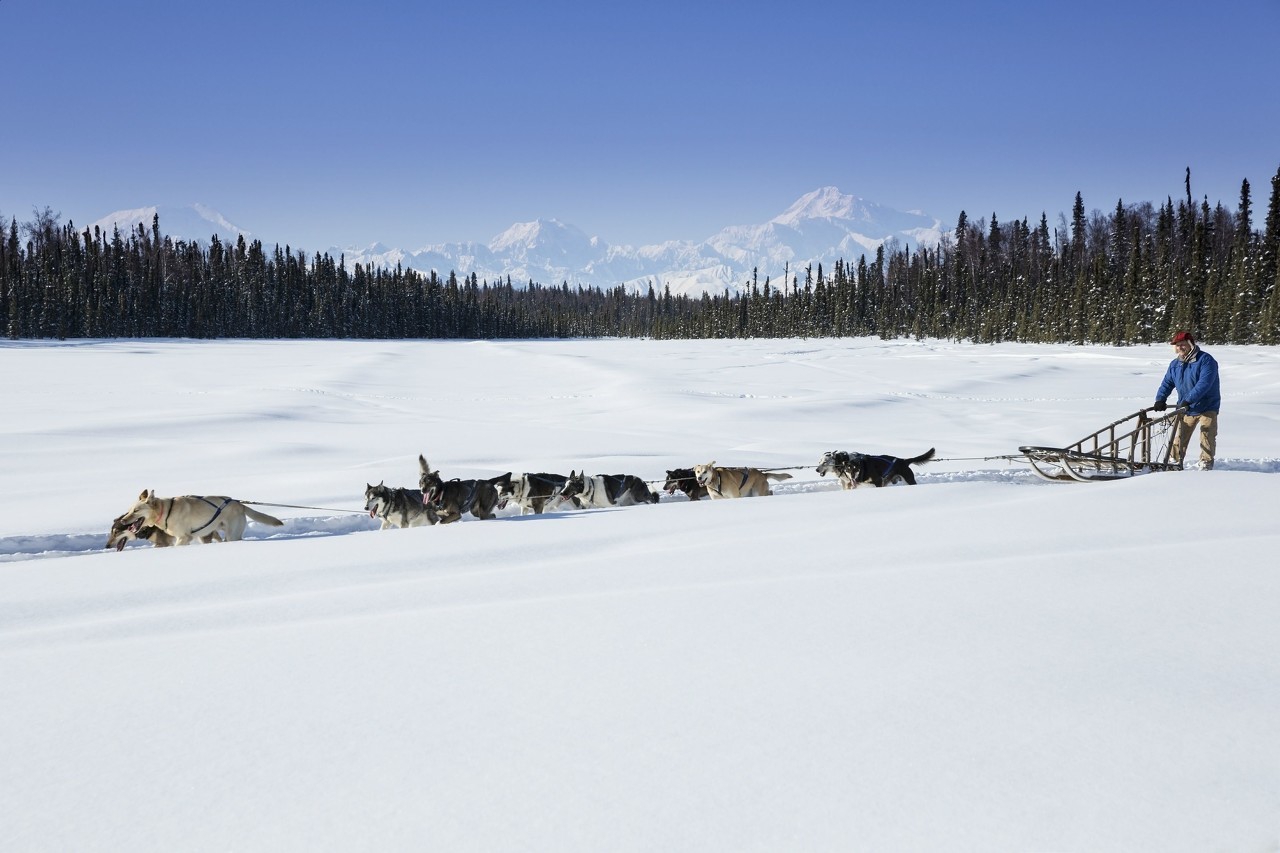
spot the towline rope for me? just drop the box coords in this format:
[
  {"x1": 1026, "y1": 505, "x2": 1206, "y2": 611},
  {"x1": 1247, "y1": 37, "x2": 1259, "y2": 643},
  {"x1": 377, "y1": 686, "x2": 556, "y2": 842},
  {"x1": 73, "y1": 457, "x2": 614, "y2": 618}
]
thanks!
[{"x1": 240, "y1": 500, "x2": 368, "y2": 515}]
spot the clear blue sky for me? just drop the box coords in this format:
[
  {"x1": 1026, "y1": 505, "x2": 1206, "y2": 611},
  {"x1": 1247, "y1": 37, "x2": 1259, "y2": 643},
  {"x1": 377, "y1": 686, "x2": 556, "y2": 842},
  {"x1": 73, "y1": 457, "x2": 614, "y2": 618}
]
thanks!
[{"x1": 2, "y1": 0, "x2": 1278, "y2": 252}]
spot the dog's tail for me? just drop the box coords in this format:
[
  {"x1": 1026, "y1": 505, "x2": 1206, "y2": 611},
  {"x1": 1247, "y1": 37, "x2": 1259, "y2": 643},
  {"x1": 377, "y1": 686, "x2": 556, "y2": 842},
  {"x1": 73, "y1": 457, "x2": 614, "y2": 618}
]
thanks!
[
  {"x1": 766, "y1": 471, "x2": 794, "y2": 482},
  {"x1": 906, "y1": 448, "x2": 937, "y2": 466},
  {"x1": 242, "y1": 505, "x2": 284, "y2": 527}
]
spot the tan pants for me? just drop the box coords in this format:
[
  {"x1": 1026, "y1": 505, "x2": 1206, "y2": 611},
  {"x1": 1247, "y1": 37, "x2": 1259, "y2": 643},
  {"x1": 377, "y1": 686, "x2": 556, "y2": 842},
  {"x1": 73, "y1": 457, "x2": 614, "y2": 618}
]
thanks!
[{"x1": 1170, "y1": 411, "x2": 1218, "y2": 468}]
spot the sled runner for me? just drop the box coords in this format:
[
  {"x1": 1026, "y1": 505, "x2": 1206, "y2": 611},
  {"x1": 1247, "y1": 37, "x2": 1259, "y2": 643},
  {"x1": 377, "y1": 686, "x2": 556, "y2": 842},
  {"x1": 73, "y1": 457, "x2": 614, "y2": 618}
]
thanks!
[{"x1": 1019, "y1": 405, "x2": 1188, "y2": 482}]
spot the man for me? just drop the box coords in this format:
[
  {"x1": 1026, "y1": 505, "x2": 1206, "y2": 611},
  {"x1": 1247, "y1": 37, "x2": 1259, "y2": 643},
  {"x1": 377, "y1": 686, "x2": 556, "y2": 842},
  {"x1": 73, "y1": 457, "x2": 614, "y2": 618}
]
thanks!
[{"x1": 1154, "y1": 331, "x2": 1221, "y2": 469}]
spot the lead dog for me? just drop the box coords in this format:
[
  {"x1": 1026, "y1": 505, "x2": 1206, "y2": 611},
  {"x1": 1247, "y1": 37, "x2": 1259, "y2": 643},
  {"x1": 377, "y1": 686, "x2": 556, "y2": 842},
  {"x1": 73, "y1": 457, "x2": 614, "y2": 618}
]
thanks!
[
  {"x1": 365, "y1": 482, "x2": 437, "y2": 528},
  {"x1": 663, "y1": 468, "x2": 709, "y2": 501},
  {"x1": 693, "y1": 462, "x2": 792, "y2": 499},
  {"x1": 497, "y1": 472, "x2": 574, "y2": 515},
  {"x1": 418, "y1": 455, "x2": 506, "y2": 523},
  {"x1": 116, "y1": 490, "x2": 284, "y2": 544},
  {"x1": 816, "y1": 448, "x2": 935, "y2": 488},
  {"x1": 105, "y1": 512, "x2": 221, "y2": 550},
  {"x1": 560, "y1": 471, "x2": 659, "y2": 509}
]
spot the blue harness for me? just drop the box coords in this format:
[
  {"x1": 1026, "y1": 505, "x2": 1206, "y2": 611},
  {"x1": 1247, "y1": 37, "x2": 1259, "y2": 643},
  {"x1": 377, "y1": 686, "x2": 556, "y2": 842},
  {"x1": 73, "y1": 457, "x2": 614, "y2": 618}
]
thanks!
[{"x1": 189, "y1": 496, "x2": 233, "y2": 536}]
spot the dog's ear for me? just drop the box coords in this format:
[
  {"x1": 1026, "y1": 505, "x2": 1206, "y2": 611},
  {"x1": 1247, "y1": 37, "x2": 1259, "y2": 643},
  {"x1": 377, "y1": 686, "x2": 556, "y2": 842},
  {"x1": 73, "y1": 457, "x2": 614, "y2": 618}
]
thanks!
[
  {"x1": 419, "y1": 455, "x2": 429, "y2": 473},
  {"x1": 379, "y1": 480, "x2": 385, "y2": 487},
  {"x1": 138, "y1": 489, "x2": 150, "y2": 501}
]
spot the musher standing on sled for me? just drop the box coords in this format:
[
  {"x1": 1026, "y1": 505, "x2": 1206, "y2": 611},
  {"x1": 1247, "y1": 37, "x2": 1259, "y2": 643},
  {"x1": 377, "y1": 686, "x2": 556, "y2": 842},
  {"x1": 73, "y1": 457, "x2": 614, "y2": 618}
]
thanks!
[{"x1": 1153, "y1": 330, "x2": 1221, "y2": 470}]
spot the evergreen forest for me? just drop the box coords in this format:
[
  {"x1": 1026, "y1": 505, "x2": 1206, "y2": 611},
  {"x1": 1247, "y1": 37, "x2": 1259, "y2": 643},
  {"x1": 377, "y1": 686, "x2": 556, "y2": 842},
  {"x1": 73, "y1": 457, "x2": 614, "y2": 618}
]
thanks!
[{"x1": 4, "y1": 168, "x2": 1280, "y2": 345}]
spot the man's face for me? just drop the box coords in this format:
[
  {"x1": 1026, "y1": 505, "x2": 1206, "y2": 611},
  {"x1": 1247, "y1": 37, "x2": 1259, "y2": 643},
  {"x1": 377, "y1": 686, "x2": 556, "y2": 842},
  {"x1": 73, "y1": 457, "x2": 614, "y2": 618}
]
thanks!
[{"x1": 1174, "y1": 339, "x2": 1193, "y2": 357}]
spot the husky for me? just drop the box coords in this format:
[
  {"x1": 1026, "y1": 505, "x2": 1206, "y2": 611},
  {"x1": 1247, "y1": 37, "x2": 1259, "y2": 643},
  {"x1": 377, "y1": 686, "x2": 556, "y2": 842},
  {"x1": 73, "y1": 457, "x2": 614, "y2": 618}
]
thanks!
[
  {"x1": 105, "y1": 512, "x2": 221, "y2": 550},
  {"x1": 816, "y1": 448, "x2": 935, "y2": 488},
  {"x1": 365, "y1": 482, "x2": 437, "y2": 528},
  {"x1": 692, "y1": 462, "x2": 792, "y2": 499},
  {"x1": 418, "y1": 455, "x2": 506, "y2": 523},
  {"x1": 559, "y1": 471, "x2": 659, "y2": 509},
  {"x1": 662, "y1": 468, "x2": 709, "y2": 501},
  {"x1": 116, "y1": 490, "x2": 284, "y2": 544},
  {"x1": 497, "y1": 472, "x2": 575, "y2": 515}
]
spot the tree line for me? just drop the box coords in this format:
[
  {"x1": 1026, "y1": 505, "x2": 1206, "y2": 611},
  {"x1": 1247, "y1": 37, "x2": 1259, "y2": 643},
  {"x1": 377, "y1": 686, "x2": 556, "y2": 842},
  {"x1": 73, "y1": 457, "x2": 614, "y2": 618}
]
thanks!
[{"x1": 4, "y1": 167, "x2": 1279, "y2": 344}]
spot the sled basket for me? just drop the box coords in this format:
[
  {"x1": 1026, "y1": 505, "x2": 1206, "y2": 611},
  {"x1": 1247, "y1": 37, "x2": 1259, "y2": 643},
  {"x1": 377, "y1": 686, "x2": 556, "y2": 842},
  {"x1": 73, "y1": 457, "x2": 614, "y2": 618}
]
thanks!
[{"x1": 1019, "y1": 405, "x2": 1188, "y2": 482}]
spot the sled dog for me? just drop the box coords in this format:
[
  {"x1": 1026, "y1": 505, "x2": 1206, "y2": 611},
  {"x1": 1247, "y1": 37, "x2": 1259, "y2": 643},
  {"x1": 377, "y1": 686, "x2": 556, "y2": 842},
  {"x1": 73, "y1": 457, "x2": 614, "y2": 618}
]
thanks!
[
  {"x1": 105, "y1": 512, "x2": 221, "y2": 550},
  {"x1": 418, "y1": 455, "x2": 506, "y2": 523},
  {"x1": 116, "y1": 490, "x2": 284, "y2": 544},
  {"x1": 497, "y1": 472, "x2": 574, "y2": 515},
  {"x1": 365, "y1": 482, "x2": 436, "y2": 528},
  {"x1": 692, "y1": 462, "x2": 792, "y2": 499},
  {"x1": 816, "y1": 448, "x2": 935, "y2": 488},
  {"x1": 560, "y1": 471, "x2": 659, "y2": 509},
  {"x1": 663, "y1": 468, "x2": 709, "y2": 501}
]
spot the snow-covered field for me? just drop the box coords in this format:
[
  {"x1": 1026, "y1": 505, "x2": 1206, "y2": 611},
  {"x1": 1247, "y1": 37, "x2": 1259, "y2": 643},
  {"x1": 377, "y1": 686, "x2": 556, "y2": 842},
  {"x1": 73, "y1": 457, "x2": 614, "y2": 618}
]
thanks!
[{"x1": 2, "y1": 337, "x2": 1278, "y2": 852}]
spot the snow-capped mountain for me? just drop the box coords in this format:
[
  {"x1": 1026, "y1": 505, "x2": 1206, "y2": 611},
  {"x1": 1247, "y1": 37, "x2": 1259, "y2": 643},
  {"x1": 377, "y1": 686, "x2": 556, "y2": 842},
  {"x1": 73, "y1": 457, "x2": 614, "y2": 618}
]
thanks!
[
  {"x1": 334, "y1": 188, "x2": 943, "y2": 297},
  {"x1": 91, "y1": 189, "x2": 943, "y2": 297},
  {"x1": 89, "y1": 204, "x2": 252, "y2": 246}
]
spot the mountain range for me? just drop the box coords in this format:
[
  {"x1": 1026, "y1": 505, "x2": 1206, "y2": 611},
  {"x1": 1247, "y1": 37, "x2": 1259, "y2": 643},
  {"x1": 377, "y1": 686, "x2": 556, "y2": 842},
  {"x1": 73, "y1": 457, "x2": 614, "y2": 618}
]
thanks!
[{"x1": 90, "y1": 188, "x2": 945, "y2": 297}]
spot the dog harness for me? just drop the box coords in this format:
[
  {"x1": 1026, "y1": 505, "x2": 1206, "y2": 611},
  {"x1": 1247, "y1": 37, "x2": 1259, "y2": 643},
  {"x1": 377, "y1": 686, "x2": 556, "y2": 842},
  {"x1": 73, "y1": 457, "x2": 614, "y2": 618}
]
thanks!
[
  {"x1": 188, "y1": 496, "x2": 234, "y2": 537},
  {"x1": 870, "y1": 456, "x2": 897, "y2": 479},
  {"x1": 704, "y1": 467, "x2": 751, "y2": 498},
  {"x1": 371, "y1": 490, "x2": 402, "y2": 526},
  {"x1": 428, "y1": 478, "x2": 479, "y2": 517}
]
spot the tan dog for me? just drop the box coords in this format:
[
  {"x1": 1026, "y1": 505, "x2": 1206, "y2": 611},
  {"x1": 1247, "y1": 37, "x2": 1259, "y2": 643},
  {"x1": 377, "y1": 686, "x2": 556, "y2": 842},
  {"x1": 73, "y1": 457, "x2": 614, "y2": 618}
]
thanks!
[
  {"x1": 692, "y1": 462, "x2": 792, "y2": 499},
  {"x1": 117, "y1": 490, "x2": 283, "y2": 544},
  {"x1": 105, "y1": 511, "x2": 221, "y2": 551}
]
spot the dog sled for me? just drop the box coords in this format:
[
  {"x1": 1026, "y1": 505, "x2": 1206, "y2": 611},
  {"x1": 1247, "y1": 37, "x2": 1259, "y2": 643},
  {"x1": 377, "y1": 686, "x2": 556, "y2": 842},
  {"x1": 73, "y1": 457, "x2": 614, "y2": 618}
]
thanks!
[{"x1": 1018, "y1": 405, "x2": 1188, "y2": 483}]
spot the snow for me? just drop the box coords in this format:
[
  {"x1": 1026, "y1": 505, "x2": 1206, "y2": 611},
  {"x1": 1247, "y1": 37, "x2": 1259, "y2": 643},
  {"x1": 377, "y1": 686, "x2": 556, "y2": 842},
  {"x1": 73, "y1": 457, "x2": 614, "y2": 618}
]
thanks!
[{"x1": 2, "y1": 337, "x2": 1278, "y2": 851}]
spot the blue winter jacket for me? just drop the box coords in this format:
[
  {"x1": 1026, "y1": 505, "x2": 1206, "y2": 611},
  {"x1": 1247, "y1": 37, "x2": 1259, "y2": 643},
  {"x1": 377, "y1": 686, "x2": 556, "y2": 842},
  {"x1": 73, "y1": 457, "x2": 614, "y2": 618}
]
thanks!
[{"x1": 1156, "y1": 347, "x2": 1221, "y2": 415}]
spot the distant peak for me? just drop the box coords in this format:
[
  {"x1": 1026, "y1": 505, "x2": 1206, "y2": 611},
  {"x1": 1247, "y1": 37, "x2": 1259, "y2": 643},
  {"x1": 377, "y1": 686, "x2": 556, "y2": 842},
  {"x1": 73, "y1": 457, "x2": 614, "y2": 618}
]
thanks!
[
  {"x1": 489, "y1": 217, "x2": 590, "y2": 252},
  {"x1": 772, "y1": 187, "x2": 868, "y2": 225},
  {"x1": 89, "y1": 203, "x2": 251, "y2": 244}
]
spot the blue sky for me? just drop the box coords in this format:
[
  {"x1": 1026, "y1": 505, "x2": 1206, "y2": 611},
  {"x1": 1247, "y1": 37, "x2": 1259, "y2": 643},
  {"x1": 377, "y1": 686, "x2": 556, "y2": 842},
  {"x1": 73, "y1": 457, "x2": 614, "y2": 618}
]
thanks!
[{"x1": 2, "y1": 0, "x2": 1278, "y2": 252}]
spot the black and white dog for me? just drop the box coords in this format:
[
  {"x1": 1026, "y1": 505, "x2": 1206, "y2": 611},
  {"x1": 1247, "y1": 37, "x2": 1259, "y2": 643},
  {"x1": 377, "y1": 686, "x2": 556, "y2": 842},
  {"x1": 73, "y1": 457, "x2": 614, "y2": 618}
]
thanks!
[
  {"x1": 365, "y1": 482, "x2": 437, "y2": 528},
  {"x1": 816, "y1": 448, "x2": 936, "y2": 489},
  {"x1": 560, "y1": 471, "x2": 660, "y2": 509},
  {"x1": 497, "y1": 472, "x2": 576, "y2": 515}
]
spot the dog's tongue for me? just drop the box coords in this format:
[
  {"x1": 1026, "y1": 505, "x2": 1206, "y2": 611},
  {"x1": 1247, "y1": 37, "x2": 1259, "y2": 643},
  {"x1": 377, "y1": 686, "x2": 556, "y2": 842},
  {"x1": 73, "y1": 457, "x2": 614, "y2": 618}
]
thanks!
[
  {"x1": 369, "y1": 508, "x2": 377, "y2": 518},
  {"x1": 115, "y1": 539, "x2": 127, "y2": 552}
]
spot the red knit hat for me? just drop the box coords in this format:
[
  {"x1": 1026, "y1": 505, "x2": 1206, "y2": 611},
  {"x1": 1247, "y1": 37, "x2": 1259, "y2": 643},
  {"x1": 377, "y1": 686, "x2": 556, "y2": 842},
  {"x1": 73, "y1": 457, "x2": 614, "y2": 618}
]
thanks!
[{"x1": 1171, "y1": 331, "x2": 1195, "y2": 344}]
